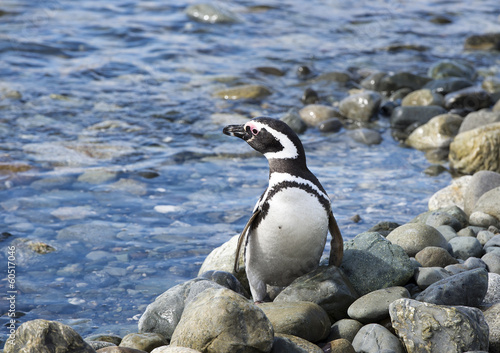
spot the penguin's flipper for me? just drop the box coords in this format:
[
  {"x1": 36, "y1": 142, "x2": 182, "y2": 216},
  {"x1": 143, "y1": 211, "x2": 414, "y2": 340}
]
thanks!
[
  {"x1": 328, "y1": 211, "x2": 344, "y2": 267},
  {"x1": 234, "y1": 209, "x2": 260, "y2": 273}
]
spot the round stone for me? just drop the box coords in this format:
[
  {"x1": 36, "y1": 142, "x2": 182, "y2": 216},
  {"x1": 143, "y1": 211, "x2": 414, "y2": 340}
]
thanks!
[
  {"x1": 415, "y1": 246, "x2": 458, "y2": 267},
  {"x1": 387, "y1": 223, "x2": 448, "y2": 257}
]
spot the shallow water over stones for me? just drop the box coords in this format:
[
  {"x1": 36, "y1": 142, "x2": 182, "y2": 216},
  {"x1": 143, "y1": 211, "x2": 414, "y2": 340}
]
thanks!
[{"x1": 1, "y1": 0, "x2": 500, "y2": 345}]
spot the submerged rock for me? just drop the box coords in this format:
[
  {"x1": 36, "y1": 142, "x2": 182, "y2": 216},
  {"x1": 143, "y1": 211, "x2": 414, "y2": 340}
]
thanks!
[
  {"x1": 213, "y1": 84, "x2": 271, "y2": 100},
  {"x1": 185, "y1": 3, "x2": 239, "y2": 24},
  {"x1": 464, "y1": 32, "x2": 500, "y2": 50}
]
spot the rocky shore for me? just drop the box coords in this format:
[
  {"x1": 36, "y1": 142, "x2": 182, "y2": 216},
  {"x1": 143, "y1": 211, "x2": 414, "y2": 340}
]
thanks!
[{"x1": 4, "y1": 11, "x2": 500, "y2": 352}]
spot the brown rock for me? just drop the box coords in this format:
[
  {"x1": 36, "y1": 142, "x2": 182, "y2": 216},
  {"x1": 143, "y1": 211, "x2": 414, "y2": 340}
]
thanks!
[{"x1": 415, "y1": 246, "x2": 459, "y2": 267}]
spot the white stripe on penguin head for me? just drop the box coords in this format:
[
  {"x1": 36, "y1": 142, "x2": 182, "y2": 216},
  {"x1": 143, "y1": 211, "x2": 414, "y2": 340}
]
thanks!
[{"x1": 244, "y1": 121, "x2": 299, "y2": 160}]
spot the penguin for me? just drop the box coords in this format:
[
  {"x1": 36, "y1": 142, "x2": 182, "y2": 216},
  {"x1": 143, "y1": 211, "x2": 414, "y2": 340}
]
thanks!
[{"x1": 223, "y1": 117, "x2": 343, "y2": 302}]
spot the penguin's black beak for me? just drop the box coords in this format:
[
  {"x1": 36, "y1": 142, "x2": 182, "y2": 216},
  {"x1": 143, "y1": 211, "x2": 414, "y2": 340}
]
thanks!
[{"x1": 223, "y1": 124, "x2": 248, "y2": 140}]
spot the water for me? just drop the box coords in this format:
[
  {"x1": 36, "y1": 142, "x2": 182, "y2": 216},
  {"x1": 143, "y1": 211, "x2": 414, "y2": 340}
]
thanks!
[{"x1": 0, "y1": 0, "x2": 499, "y2": 344}]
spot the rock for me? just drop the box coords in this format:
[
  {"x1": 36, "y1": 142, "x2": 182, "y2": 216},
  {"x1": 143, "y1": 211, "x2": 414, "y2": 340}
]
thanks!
[
  {"x1": 4, "y1": 319, "x2": 96, "y2": 353},
  {"x1": 470, "y1": 211, "x2": 500, "y2": 228},
  {"x1": 88, "y1": 341, "x2": 116, "y2": 350},
  {"x1": 448, "y1": 236, "x2": 483, "y2": 260},
  {"x1": 381, "y1": 72, "x2": 432, "y2": 92},
  {"x1": 347, "y1": 287, "x2": 410, "y2": 324},
  {"x1": 390, "y1": 298, "x2": 489, "y2": 353},
  {"x1": 387, "y1": 223, "x2": 448, "y2": 257},
  {"x1": 281, "y1": 109, "x2": 307, "y2": 134},
  {"x1": 483, "y1": 76, "x2": 500, "y2": 94},
  {"x1": 346, "y1": 128, "x2": 382, "y2": 145},
  {"x1": 415, "y1": 247, "x2": 458, "y2": 267},
  {"x1": 323, "y1": 338, "x2": 356, "y2": 353},
  {"x1": 78, "y1": 168, "x2": 117, "y2": 184},
  {"x1": 482, "y1": 252, "x2": 500, "y2": 274},
  {"x1": 271, "y1": 334, "x2": 323, "y2": 353},
  {"x1": 318, "y1": 118, "x2": 343, "y2": 133},
  {"x1": 459, "y1": 109, "x2": 500, "y2": 133},
  {"x1": 484, "y1": 273, "x2": 500, "y2": 304},
  {"x1": 390, "y1": 105, "x2": 447, "y2": 131},
  {"x1": 338, "y1": 91, "x2": 381, "y2": 122},
  {"x1": 483, "y1": 303, "x2": 500, "y2": 353},
  {"x1": 436, "y1": 225, "x2": 458, "y2": 242},
  {"x1": 464, "y1": 171, "x2": 500, "y2": 215},
  {"x1": 485, "y1": 235, "x2": 500, "y2": 255},
  {"x1": 415, "y1": 268, "x2": 488, "y2": 306},
  {"x1": 85, "y1": 334, "x2": 122, "y2": 346},
  {"x1": 119, "y1": 333, "x2": 167, "y2": 352},
  {"x1": 301, "y1": 87, "x2": 319, "y2": 104},
  {"x1": 197, "y1": 270, "x2": 248, "y2": 297},
  {"x1": 151, "y1": 347, "x2": 201, "y2": 353},
  {"x1": 464, "y1": 32, "x2": 500, "y2": 50},
  {"x1": 472, "y1": 187, "x2": 500, "y2": 222},
  {"x1": 367, "y1": 221, "x2": 401, "y2": 237},
  {"x1": 428, "y1": 175, "x2": 471, "y2": 210},
  {"x1": 340, "y1": 232, "x2": 414, "y2": 296},
  {"x1": 445, "y1": 257, "x2": 487, "y2": 275},
  {"x1": 170, "y1": 288, "x2": 273, "y2": 353},
  {"x1": 96, "y1": 348, "x2": 146, "y2": 353},
  {"x1": 213, "y1": 84, "x2": 271, "y2": 100},
  {"x1": 495, "y1": 98, "x2": 500, "y2": 112},
  {"x1": 299, "y1": 104, "x2": 343, "y2": 127},
  {"x1": 351, "y1": 324, "x2": 404, "y2": 353},
  {"x1": 256, "y1": 67, "x2": 285, "y2": 77},
  {"x1": 423, "y1": 77, "x2": 474, "y2": 95},
  {"x1": 478, "y1": 229, "x2": 496, "y2": 245},
  {"x1": 185, "y1": 3, "x2": 239, "y2": 24},
  {"x1": 444, "y1": 86, "x2": 491, "y2": 111},
  {"x1": 106, "y1": 178, "x2": 147, "y2": 196},
  {"x1": 327, "y1": 319, "x2": 363, "y2": 343},
  {"x1": 414, "y1": 267, "x2": 451, "y2": 289},
  {"x1": 412, "y1": 207, "x2": 467, "y2": 231},
  {"x1": 405, "y1": 113, "x2": 462, "y2": 150},
  {"x1": 259, "y1": 301, "x2": 330, "y2": 343},
  {"x1": 401, "y1": 89, "x2": 444, "y2": 107},
  {"x1": 274, "y1": 266, "x2": 358, "y2": 323},
  {"x1": 450, "y1": 123, "x2": 500, "y2": 174},
  {"x1": 428, "y1": 60, "x2": 476, "y2": 80},
  {"x1": 360, "y1": 72, "x2": 388, "y2": 91}
]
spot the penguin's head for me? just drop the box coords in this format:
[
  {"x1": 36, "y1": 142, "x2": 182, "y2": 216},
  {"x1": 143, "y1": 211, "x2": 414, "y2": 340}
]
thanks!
[{"x1": 223, "y1": 117, "x2": 305, "y2": 161}]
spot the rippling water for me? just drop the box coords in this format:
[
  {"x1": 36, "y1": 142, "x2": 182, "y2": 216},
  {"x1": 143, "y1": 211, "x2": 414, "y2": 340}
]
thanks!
[{"x1": 1, "y1": 0, "x2": 499, "y2": 343}]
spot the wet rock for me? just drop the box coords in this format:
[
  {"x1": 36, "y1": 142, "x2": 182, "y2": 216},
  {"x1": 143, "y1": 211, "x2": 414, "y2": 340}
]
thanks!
[
  {"x1": 271, "y1": 334, "x2": 323, "y2": 353},
  {"x1": 107, "y1": 179, "x2": 147, "y2": 196},
  {"x1": 256, "y1": 66, "x2": 285, "y2": 77},
  {"x1": 274, "y1": 266, "x2": 358, "y2": 322},
  {"x1": 299, "y1": 104, "x2": 343, "y2": 127},
  {"x1": 414, "y1": 267, "x2": 451, "y2": 289},
  {"x1": 464, "y1": 32, "x2": 500, "y2": 50},
  {"x1": 401, "y1": 88, "x2": 444, "y2": 107},
  {"x1": 459, "y1": 109, "x2": 500, "y2": 133},
  {"x1": 360, "y1": 72, "x2": 387, "y2": 91},
  {"x1": 387, "y1": 223, "x2": 448, "y2": 257},
  {"x1": 51, "y1": 206, "x2": 97, "y2": 220},
  {"x1": 390, "y1": 298, "x2": 489, "y2": 353},
  {"x1": 170, "y1": 288, "x2": 274, "y2": 353},
  {"x1": 367, "y1": 221, "x2": 401, "y2": 237},
  {"x1": 448, "y1": 236, "x2": 483, "y2": 260},
  {"x1": 281, "y1": 108, "x2": 308, "y2": 134},
  {"x1": 259, "y1": 301, "x2": 330, "y2": 342},
  {"x1": 301, "y1": 87, "x2": 319, "y2": 104},
  {"x1": 213, "y1": 84, "x2": 272, "y2": 100},
  {"x1": 450, "y1": 122, "x2": 500, "y2": 174},
  {"x1": 483, "y1": 252, "x2": 500, "y2": 274},
  {"x1": 415, "y1": 268, "x2": 488, "y2": 306},
  {"x1": 323, "y1": 338, "x2": 355, "y2": 353},
  {"x1": 483, "y1": 303, "x2": 500, "y2": 353},
  {"x1": 380, "y1": 72, "x2": 432, "y2": 92},
  {"x1": 327, "y1": 319, "x2": 363, "y2": 343},
  {"x1": 464, "y1": 171, "x2": 500, "y2": 216},
  {"x1": 85, "y1": 334, "x2": 122, "y2": 346},
  {"x1": 318, "y1": 118, "x2": 343, "y2": 133},
  {"x1": 405, "y1": 113, "x2": 462, "y2": 150},
  {"x1": 351, "y1": 324, "x2": 404, "y2": 353},
  {"x1": 338, "y1": 91, "x2": 381, "y2": 122},
  {"x1": 119, "y1": 333, "x2": 167, "y2": 352},
  {"x1": 423, "y1": 77, "x2": 474, "y2": 95},
  {"x1": 415, "y1": 246, "x2": 458, "y2": 267},
  {"x1": 428, "y1": 175, "x2": 471, "y2": 210},
  {"x1": 347, "y1": 286, "x2": 410, "y2": 324},
  {"x1": 484, "y1": 273, "x2": 500, "y2": 304},
  {"x1": 4, "y1": 319, "x2": 95, "y2": 353},
  {"x1": 346, "y1": 128, "x2": 382, "y2": 145},
  {"x1": 340, "y1": 232, "x2": 414, "y2": 296},
  {"x1": 89, "y1": 341, "x2": 116, "y2": 350},
  {"x1": 444, "y1": 86, "x2": 491, "y2": 111},
  {"x1": 390, "y1": 105, "x2": 447, "y2": 131},
  {"x1": 185, "y1": 3, "x2": 239, "y2": 24},
  {"x1": 428, "y1": 60, "x2": 476, "y2": 80},
  {"x1": 151, "y1": 347, "x2": 201, "y2": 353}
]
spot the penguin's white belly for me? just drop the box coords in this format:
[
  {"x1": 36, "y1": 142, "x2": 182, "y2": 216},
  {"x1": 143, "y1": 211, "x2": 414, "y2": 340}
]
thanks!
[{"x1": 246, "y1": 187, "x2": 328, "y2": 286}]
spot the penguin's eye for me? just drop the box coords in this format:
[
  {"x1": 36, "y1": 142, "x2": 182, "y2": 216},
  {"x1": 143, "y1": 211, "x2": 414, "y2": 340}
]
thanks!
[
  {"x1": 251, "y1": 128, "x2": 259, "y2": 135},
  {"x1": 246, "y1": 125, "x2": 260, "y2": 136}
]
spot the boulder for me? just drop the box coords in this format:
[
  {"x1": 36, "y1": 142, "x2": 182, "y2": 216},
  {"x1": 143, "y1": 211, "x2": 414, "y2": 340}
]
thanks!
[
  {"x1": 464, "y1": 171, "x2": 500, "y2": 216},
  {"x1": 387, "y1": 223, "x2": 448, "y2": 257},
  {"x1": 405, "y1": 113, "x2": 462, "y2": 150},
  {"x1": 338, "y1": 91, "x2": 381, "y2": 122},
  {"x1": 351, "y1": 324, "x2": 404, "y2": 353}
]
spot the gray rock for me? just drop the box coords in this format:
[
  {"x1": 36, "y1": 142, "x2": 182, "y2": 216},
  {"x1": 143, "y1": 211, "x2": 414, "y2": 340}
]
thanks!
[
  {"x1": 473, "y1": 186, "x2": 500, "y2": 222},
  {"x1": 351, "y1": 324, "x2": 404, "y2": 353},
  {"x1": 457, "y1": 227, "x2": 477, "y2": 237},
  {"x1": 390, "y1": 298, "x2": 489, "y2": 353},
  {"x1": 415, "y1": 268, "x2": 488, "y2": 306},
  {"x1": 483, "y1": 303, "x2": 500, "y2": 353},
  {"x1": 405, "y1": 113, "x2": 462, "y2": 150},
  {"x1": 436, "y1": 225, "x2": 458, "y2": 242},
  {"x1": 327, "y1": 319, "x2": 363, "y2": 343},
  {"x1": 367, "y1": 221, "x2": 401, "y2": 237},
  {"x1": 322, "y1": 338, "x2": 356, "y2": 353},
  {"x1": 318, "y1": 118, "x2": 343, "y2": 133},
  {"x1": 4, "y1": 319, "x2": 96, "y2": 353},
  {"x1": 470, "y1": 211, "x2": 500, "y2": 229},
  {"x1": 401, "y1": 89, "x2": 444, "y2": 107},
  {"x1": 347, "y1": 287, "x2": 410, "y2": 324},
  {"x1": 271, "y1": 334, "x2": 323, "y2": 353},
  {"x1": 347, "y1": 128, "x2": 382, "y2": 145},
  {"x1": 170, "y1": 288, "x2": 274, "y2": 353},
  {"x1": 338, "y1": 91, "x2": 381, "y2": 122},
  {"x1": 390, "y1": 106, "x2": 447, "y2": 131},
  {"x1": 428, "y1": 176, "x2": 472, "y2": 211},
  {"x1": 459, "y1": 109, "x2": 500, "y2": 134},
  {"x1": 448, "y1": 236, "x2": 483, "y2": 260},
  {"x1": 445, "y1": 257, "x2": 487, "y2": 275},
  {"x1": 464, "y1": 171, "x2": 500, "y2": 216},
  {"x1": 415, "y1": 247, "x2": 458, "y2": 268},
  {"x1": 485, "y1": 235, "x2": 500, "y2": 254},
  {"x1": 464, "y1": 32, "x2": 500, "y2": 50},
  {"x1": 478, "y1": 229, "x2": 496, "y2": 245},
  {"x1": 482, "y1": 252, "x2": 500, "y2": 274},
  {"x1": 387, "y1": 223, "x2": 448, "y2": 257},
  {"x1": 119, "y1": 333, "x2": 167, "y2": 352},
  {"x1": 185, "y1": 3, "x2": 239, "y2": 24},
  {"x1": 484, "y1": 273, "x2": 500, "y2": 305},
  {"x1": 214, "y1": 84, "x2": 272, "y2": 100},
  {"x1": 299, "y1": 104, "x2": 343, "y2": 127},
  {"x1": 87, "y1": 341, "x2": 116, "y2": 350},
  {"x1": 428, "y1": 60, "x2": 476, "y2": 80},
  {"x1": 281, "y1": 108, "x2": 307, "y2": 134},
  {"x1": 380, "y1": 72, "x2": 432, "y2": 92},
  {"x1": 85, "y1": 333, "x2": 122, "y2": 346},
  {"x1": 274, "y1": 266, "x2": 358, "y2": 322},
  {"x1": 413, "y1": 206, "x2": 468, "y2": 230},
  {"x1": 151, "y1": 347, "x2": 201, "y2": 353},
  {"x1": 259, "y1": 301, "x2": 330, "y2": 343},
  {"x1": 198, "y1": 270, "x2": 248, "y2": 297},
  {"x1": 445, "y1": 86, "x2": 491, "y2": 110},
  {"x1": 414, "y1": 267, "x2": 451, "y2": 289},
  {"x1": 340, "y1": 232, "x2": 414, "y2": 296},
  {"x1": 423, "y1": 77, "x2": 474, "y2": 95}
]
